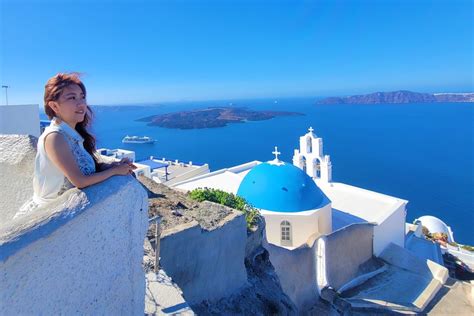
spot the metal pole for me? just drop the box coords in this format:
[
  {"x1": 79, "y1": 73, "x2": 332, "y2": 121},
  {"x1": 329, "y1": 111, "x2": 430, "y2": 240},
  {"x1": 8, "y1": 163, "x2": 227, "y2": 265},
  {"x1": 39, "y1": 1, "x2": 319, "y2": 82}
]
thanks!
[
  {"x1": 149, "y1": 216, "x2": 162, "y2": 273},
  {"x1": 1, "y1": 86, "x2": 9, "y2": 105},
  {"x1": 155, "y1": 219, "x2": 161, "y2": 273}
]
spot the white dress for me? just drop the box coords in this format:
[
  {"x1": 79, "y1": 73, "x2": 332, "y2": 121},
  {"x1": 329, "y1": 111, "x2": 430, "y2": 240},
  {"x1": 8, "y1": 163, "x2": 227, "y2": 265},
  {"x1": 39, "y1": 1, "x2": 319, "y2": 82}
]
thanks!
[{"x1": 15, "y1": 118, "x2": 96, "y2": 218}]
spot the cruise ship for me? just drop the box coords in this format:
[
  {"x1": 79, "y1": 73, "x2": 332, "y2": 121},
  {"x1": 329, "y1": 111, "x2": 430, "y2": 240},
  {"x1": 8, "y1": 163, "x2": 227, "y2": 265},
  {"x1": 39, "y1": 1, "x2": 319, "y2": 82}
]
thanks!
[{"x1": 122, "y1": 135, "x2": 155, "y2": 144}]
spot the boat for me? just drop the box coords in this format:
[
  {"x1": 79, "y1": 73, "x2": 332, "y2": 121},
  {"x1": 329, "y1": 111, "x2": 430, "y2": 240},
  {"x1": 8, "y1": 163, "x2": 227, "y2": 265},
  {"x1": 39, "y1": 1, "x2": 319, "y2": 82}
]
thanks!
[{"x1": 122, "y1": 135, "x2": 155, "y2": 144}]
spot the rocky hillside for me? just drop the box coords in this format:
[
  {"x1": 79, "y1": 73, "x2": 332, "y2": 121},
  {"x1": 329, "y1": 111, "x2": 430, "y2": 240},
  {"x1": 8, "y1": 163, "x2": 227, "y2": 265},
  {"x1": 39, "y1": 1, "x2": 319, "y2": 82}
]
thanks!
[
  {"x1": 138, "y1": 177, "x2": 297, "y2": 314},
  {"x1": 318, "y1": 90, "x2": 474, "y2": 104}
]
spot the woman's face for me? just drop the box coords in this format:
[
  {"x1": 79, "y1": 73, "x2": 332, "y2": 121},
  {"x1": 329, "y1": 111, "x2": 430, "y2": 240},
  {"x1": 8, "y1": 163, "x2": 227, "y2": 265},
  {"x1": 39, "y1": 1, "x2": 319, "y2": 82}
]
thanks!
[{"x1": 50, "y1": 84, "x2": 87, "y2": 127}]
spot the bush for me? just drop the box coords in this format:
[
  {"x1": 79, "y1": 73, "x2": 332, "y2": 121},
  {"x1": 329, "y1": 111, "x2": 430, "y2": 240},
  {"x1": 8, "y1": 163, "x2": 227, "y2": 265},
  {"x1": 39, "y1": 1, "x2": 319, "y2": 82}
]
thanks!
[
  {"x1": 189, "y1": 188, "x2": 260, "y2": 230},
  {"x1": 461, "y1": 244, "x2": 474, "y2": 252}
]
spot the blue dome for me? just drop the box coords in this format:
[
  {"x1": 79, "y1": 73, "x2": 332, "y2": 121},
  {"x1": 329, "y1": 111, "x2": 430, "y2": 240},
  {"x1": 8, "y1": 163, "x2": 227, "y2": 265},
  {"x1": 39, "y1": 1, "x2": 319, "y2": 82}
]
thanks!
[{"x1": 237, "y1": 162, "x2": 328, "y2": 212}]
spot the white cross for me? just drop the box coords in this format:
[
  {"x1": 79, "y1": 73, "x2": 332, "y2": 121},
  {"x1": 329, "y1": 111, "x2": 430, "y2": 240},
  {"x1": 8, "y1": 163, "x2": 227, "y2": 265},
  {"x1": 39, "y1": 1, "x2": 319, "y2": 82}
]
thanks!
[
  {"x1": 272, "y1": 146, "x2": 281, "y2": 160},
  {"x1": 308, "y1": 127, "x2": 314, "y2": 133}
]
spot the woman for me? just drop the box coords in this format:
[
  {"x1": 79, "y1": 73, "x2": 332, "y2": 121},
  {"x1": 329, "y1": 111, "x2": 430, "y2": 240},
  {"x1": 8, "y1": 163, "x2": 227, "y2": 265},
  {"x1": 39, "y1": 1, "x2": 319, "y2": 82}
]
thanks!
[{"x1": 16, "y1": 73, "x2": 134, "y2": 217}]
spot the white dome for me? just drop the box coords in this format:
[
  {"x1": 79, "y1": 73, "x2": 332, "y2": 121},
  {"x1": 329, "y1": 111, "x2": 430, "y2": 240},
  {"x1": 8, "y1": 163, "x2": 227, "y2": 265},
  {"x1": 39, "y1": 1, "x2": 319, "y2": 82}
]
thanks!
[{"x1": 415, "y1": 215, "x2": 454, "y2": 242}]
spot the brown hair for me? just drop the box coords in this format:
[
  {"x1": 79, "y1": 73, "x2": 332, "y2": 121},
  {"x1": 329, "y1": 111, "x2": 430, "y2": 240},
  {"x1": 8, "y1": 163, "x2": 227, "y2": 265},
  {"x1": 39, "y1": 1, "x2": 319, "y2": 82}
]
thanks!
[{"x1": 44, "y1": 72, "x2": 99, "y2": 169}]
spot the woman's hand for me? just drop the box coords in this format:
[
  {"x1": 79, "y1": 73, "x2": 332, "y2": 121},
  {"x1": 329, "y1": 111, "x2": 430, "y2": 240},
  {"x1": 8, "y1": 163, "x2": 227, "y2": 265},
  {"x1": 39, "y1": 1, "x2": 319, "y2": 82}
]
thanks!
[
  {"x1": 112, "y1": 162, "x2": 134, "y2": 176},
  {"x1": 118, "y1": 157, "x2": 132, "y2": 165}
]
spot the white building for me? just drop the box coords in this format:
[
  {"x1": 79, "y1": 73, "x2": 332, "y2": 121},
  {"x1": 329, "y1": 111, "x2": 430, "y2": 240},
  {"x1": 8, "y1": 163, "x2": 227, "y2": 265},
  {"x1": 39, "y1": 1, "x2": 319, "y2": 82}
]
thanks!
[
  {"x1": 175, "y1": 127, "x2": 407, "y2": 255},
  {"x1": 98, "y1": 148, "x2": 136, "y2": 162},
  {"x1": 135, "y1": 156, "x2": 210, "y2": 187},
  {"x1": 0, "y1": 105, "x2": 40, "y2": 137},
  {"x1": 235, "y1": 149, "x2": 332, "y2": 248}
]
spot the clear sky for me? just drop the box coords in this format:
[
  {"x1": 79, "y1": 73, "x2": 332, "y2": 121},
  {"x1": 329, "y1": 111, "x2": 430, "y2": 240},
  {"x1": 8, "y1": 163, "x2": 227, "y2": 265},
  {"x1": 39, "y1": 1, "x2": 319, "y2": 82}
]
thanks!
[{"x1": 1, "y1": 0, "x2": 472, "y2": 105}]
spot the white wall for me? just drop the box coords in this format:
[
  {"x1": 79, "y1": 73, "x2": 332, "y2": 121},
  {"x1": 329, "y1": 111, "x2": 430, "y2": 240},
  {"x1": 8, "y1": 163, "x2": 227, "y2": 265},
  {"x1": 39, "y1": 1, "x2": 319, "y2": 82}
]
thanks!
[
  {"x1": 265, "y1": 240, "x2": 319, "y2": 311},
  {"x1": 159, "y1": 207, "x2": 249, "y2": 305},
  {"x1": 0, "y1": 176, "x2": 149, "y2": 315},
  {"x1": 133, "y1": 163, "x2": 152, "y2": 178},
  {"x1": 319, "y1": 223, "x2": 374, "y2": 291},
  {"x1": 374, "y1": 204, "x2": 406, "y2": 256},
  {"x1": 0, "y1": 135, "x2": 37, "y2": 223},
  {"x1": 0, "y1": 105, "x2": 40, "y2": 137},
  {"x1": 262, "y1": 204, "x2": 332, "y2": 248}
]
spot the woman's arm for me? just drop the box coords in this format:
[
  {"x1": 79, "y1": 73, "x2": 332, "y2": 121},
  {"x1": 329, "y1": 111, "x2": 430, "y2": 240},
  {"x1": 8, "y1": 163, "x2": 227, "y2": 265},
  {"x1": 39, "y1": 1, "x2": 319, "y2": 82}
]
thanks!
[
  {"x1": 97, "y1": 161, "x2": 114, "y2": 172},
  {"x1": 44, "y1": 132, "x2": 133, "y2": 189}
]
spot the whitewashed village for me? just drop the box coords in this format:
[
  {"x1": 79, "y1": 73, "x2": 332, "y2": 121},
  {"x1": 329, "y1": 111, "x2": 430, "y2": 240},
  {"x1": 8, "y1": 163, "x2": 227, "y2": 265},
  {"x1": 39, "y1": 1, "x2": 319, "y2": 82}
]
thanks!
[{"x1": 1, "y1": 104, "x2": 473, "y2": 315}]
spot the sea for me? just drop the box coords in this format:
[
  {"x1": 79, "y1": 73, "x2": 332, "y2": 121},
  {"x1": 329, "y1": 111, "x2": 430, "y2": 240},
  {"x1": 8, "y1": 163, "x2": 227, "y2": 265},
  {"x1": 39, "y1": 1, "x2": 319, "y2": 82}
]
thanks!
[{"x1": 41, "y1": 98, "x2": 474, "y2": 244}]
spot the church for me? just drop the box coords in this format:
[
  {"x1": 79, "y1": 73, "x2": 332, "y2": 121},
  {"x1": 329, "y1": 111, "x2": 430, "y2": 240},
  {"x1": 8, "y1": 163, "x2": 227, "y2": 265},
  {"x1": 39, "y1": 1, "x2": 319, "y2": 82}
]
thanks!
[
  {"x1": 173, "y1": 127, "x2": 414, "y2": 309},
  {"x1": 175, "y1": 127, "x2": 407, "y2": 255}
]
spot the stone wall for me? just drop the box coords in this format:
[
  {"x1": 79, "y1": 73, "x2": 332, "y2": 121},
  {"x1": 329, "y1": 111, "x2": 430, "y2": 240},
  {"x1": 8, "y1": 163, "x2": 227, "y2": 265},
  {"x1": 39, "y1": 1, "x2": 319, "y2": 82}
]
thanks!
[
  {"x1": 0, "y1": 135, "x2": 37, "y2": 223},
  {"x1": 159, "y1": 210, "x2": 249, "y2": 305},
  {"x1": 0, "y1": 134, "x2": 149, "y2": 314},
  {"x1": 0, "y1": 176, "x2": 148, "y2": 315}
]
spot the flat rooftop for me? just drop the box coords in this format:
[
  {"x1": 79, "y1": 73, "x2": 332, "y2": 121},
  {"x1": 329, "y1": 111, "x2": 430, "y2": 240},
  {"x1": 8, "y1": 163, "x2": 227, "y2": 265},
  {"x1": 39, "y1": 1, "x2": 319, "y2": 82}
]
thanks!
[
  {"x1": 173, "y1": 160, "x2": 260, "y2": 192},
  {"x1": 317, "y1": 181, "x2": 408, "y2": 225},
  {"x1": 137, "y1": 158, "x2": 209, "y2": 183}
]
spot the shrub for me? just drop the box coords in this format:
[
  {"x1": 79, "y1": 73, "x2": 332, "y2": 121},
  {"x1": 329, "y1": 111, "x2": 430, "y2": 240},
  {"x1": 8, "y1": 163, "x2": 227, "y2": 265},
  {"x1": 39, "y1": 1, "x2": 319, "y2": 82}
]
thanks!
[
  {"x1": 189, "y1": 188, "x2": 260, "y2": 230},
  {"x1": 461, "y1": 244, "x2": 474, "y2": 252}
]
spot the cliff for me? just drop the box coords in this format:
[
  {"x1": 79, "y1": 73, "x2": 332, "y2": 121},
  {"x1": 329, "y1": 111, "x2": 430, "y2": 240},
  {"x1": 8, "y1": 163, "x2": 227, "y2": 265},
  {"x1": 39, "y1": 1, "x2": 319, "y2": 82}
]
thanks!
[
  {"x1": 138, "y1": 177, "x2": 297, "y2": 314},
  {"x1": 318, "y1": 90, "x2": 474, "y2": 104}
]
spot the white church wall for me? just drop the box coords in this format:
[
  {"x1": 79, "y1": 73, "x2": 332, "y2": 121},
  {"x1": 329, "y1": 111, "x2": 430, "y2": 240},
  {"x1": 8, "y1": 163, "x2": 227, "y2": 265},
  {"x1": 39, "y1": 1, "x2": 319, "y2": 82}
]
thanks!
[
  {"x1": 0, "y1": 176, "x2": 148, "y2": 315},
  {"x1": 319, "y1": 223, "x2": 375, "y2": 291},
  {"x1": 264, "y1": 239, "x2": 320, "y2": 311},
  {"x1": 373, "y1": 203, "x2": 406, "y2": 256},
  {"x1": 262, "y1": 204, "x2": 332, "y2": 249},
  {"x1": 159, "y1": 206, "x2": 248, "y2": 305},
  {"x1": 0, "y1": 105, "x2": 40, "y2": 138}
]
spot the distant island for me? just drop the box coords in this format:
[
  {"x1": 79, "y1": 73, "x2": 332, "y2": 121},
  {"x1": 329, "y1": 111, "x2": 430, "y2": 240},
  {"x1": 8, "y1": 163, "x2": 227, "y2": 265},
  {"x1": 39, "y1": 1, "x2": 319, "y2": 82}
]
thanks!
[
  {"x1": 137, "y1": 107, "x2": 304, "y2": 129},
  {"x1": 318, "y1": 90, "x2": 474, "y2": 104}
]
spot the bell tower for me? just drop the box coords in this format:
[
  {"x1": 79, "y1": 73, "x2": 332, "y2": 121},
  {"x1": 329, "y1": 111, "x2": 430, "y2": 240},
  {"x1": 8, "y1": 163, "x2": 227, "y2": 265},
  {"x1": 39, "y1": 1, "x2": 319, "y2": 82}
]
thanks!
[{"x1": 293, "y1": 127, "x2": 332, "y2": 182}]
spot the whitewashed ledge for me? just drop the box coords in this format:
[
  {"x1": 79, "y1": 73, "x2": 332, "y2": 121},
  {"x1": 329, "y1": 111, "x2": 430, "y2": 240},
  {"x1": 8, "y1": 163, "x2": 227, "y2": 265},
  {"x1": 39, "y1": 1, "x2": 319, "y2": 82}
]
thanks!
[{"x1": 0, "y1": 175, "x2": 149, "y2": 315}]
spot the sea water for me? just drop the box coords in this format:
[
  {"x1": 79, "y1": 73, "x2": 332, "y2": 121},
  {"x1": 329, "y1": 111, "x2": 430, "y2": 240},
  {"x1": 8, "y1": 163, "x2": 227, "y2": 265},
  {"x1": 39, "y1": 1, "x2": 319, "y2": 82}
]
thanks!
[{"x1": 48, "y1": 98, "x2": 473, "y2": 244}]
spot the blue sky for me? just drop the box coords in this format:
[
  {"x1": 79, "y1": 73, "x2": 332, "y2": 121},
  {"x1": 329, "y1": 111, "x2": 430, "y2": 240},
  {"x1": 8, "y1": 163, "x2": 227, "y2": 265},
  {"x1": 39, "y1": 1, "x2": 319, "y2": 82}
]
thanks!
[{"x1": 1, "y1": 0, "x2": 472, "y2": 105}]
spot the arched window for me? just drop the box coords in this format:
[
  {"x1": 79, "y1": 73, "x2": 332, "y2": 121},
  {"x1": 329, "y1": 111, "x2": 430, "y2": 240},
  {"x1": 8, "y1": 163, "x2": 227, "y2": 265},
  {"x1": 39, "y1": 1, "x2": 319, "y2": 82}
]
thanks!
[
  {"x1": 301, "y1": 156, "x2": 307, "y2": 173},
  {"x1": 281, "y1": 220, "x2": 292, "y2": 246},
  {"x1": 306, "y1": 137, "x2": 312, "y2": 153},
  {"x1": 313, "y1": 158, "x2": 321, "y2": 178}
]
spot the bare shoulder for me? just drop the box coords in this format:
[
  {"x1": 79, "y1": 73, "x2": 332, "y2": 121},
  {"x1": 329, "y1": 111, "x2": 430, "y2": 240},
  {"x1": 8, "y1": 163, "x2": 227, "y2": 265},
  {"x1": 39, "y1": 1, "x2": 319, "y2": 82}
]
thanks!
[
  {"x1": 44, "y1": 132, "x2": 70, "y2": 154},
  {"x1": 44, "y1": 131, "x2": 67, "y2": 145}
]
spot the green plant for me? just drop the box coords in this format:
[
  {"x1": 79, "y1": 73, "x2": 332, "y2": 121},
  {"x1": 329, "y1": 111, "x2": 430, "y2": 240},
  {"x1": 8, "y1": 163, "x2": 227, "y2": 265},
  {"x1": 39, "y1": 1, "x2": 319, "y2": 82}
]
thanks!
[
  {"x1": 189, "y1": 188, "x2": 260, "y2": 230},
  {"x1": 461, "y1": 244, "x2": 474, "y2": 252}
]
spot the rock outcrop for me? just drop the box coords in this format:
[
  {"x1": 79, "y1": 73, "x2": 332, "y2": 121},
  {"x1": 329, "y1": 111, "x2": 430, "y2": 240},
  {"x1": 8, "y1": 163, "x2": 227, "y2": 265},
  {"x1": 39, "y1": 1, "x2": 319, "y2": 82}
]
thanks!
[{"x1": 138, "y1": 177, "x2": 297, "y2": 314}]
